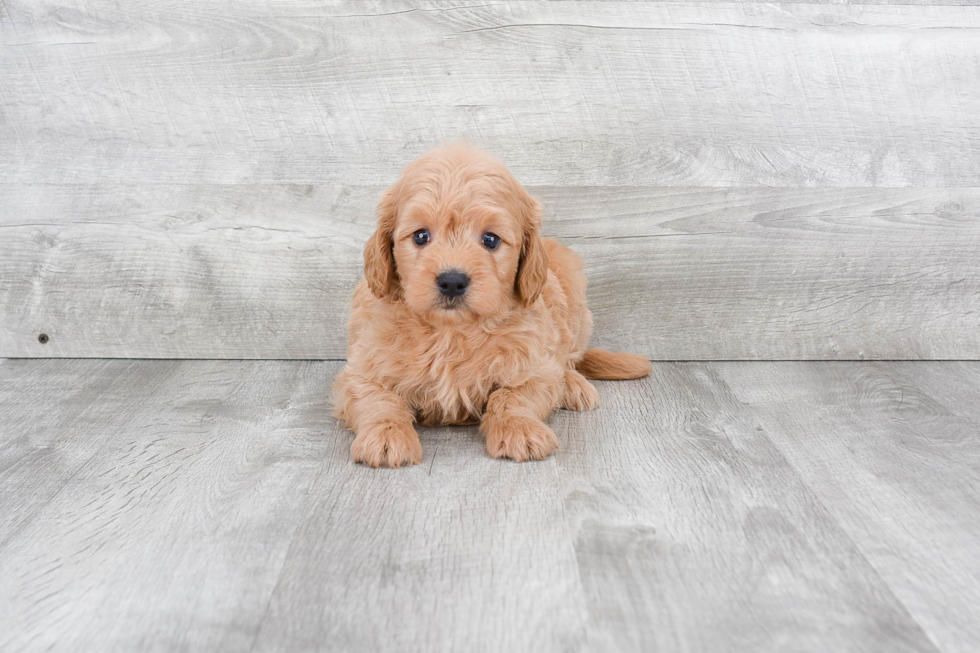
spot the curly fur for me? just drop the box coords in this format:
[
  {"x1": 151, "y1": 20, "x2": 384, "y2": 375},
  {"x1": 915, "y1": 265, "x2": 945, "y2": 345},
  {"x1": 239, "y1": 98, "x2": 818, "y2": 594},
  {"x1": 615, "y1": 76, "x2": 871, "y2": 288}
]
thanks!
[{"x1": 333, "y1": 144, "x2": 650, "y2": 467}]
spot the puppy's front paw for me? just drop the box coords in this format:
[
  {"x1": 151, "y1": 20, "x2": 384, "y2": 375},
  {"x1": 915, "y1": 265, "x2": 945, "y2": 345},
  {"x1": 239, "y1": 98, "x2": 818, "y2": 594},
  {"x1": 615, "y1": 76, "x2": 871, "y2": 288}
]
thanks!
[
  {"x1": 562, "y1": 370, "x2": 600, "y2": 411},
  {"x1": 351, "y1": 422, "x2": 422, "y2": 468},
  {"x1": 484, "y1": 415, "x2": 559, "y2": 462}
]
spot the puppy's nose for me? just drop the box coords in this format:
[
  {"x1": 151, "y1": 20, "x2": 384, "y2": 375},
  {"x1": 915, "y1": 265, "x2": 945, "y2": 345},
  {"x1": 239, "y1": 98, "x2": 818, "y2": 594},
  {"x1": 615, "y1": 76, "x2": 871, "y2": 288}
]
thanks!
[{"x1": 436, "y1": 270, "x2": 470, "y2": 298}]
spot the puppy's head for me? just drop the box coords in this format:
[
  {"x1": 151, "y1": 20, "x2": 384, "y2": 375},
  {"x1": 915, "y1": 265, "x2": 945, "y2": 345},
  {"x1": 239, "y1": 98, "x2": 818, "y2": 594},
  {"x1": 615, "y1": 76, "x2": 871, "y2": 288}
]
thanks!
[{"x1": 364, "y1": 144, "x2": 548, "y2": 322}]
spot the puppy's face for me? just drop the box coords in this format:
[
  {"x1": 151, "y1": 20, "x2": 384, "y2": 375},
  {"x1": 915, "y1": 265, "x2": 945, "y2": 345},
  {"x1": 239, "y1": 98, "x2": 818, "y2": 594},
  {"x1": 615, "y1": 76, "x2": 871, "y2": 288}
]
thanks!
[
  {"x1": 392, "y1": 190, "x2": 521, "y2": 320},
  {"x1": 364, "y1": 146, "x2": 549, "y2": 322}
]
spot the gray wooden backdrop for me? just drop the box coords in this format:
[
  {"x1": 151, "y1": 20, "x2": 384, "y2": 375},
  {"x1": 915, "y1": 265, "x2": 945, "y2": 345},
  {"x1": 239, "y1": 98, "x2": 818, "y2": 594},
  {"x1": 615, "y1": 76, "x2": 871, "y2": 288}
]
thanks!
[{"x1": 3, "y1": 0, "x2": 979, "y2": 360}]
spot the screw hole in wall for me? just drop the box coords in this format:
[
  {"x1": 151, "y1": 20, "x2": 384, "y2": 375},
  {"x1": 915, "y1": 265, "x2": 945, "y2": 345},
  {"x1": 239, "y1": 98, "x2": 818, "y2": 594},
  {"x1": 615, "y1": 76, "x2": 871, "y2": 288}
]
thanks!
[{"x1": 38, "y1": 333, "x2": 49, "y2": 344}]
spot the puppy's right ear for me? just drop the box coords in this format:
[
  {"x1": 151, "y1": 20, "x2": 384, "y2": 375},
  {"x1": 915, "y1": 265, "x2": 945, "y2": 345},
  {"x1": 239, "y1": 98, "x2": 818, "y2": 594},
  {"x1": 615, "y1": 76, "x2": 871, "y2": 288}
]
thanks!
[{"x1": 363, "y1": 188, "x2": 400, "y2": 299}]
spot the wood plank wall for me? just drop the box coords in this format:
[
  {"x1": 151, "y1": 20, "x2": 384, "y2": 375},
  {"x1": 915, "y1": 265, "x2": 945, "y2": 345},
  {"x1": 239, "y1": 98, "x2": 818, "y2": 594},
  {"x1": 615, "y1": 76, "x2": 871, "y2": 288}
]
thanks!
[{"x1": 2, "y1": 0, "x2": 979, "y2": 359}]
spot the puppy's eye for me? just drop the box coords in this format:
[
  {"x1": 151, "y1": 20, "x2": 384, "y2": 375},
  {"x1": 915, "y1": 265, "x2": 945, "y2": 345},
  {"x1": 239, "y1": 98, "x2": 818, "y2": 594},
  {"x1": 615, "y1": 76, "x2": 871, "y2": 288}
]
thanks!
[
  {"x1": 412, "y1": 229, "x2": 430, "y2": 246},
  {"x1": 482, "y1": 232, "x2": 501, "y2": 250}
]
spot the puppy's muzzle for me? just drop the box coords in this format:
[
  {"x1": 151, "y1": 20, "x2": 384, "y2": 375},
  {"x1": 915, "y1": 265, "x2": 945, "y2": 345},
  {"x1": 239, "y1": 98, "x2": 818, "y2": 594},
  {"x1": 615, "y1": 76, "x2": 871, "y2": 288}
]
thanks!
[{"x1": 436, "y1": 270, "x2": 469, "y2": 299}]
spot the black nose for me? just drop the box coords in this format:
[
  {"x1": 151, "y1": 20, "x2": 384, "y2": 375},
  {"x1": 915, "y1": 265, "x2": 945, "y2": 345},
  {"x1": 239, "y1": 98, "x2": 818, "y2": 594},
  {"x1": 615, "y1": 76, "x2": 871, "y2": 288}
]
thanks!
[{"x1": 436, "y1": 271, "x2": 469, "y2": 298}]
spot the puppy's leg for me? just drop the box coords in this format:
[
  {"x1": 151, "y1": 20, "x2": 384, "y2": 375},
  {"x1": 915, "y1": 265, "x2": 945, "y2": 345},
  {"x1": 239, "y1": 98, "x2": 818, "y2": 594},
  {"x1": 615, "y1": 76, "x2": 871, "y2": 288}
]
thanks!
[
  {"x1": 561, "y1": 369, "x2": 600, "y2": 411},
  {"x1": 340, "y1": 377, "x2": 421, "y2": 468},
  {"x1": 482, "y1": 377, "x2": 561, "y2": 462}
]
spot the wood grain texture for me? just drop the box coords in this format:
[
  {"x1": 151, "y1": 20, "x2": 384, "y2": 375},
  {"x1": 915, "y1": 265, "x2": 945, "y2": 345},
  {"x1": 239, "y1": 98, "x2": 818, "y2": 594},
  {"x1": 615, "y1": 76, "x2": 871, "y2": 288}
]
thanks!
[
  {"x1": 0, "y1": 359, "x2": 334, "y2": 651},
  {"x1": 555, "y1": 363, "x2": 938, "y2": 652},
  {"x1": 4, "y1": 0, "x2": 979, "y2": 359},
  {"x1": 717, "y1": 362, "x2": 980, "y2": 653},
  {"x1": 1, "y1": 184, "x2": 361, "y2": 359},
  {"x1": 3, "y1": 359, "x2": 979, "y2": 651},
  {"x1": 250, "y1": 428, "x2": 588, "y2": 652},
  {"x1": 3, "y1": 185, "x2": 978, "y2": 359},
  {"x1": 2, "y1": 1, "x2": 980, "y2": 187}
]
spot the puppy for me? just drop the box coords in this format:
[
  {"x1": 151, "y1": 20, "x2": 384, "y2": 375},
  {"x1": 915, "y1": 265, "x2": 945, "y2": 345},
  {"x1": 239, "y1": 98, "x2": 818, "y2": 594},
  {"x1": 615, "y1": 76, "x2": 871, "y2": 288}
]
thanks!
[{"x1": 333, "y1": 144, "x2": 650, "y2": 467}]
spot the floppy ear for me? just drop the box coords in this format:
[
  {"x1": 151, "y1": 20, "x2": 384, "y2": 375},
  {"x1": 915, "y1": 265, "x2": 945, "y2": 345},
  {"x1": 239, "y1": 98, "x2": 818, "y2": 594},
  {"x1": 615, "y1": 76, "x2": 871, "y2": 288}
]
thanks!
[
  {"x1": 515, "y1": 192, "x2": 549, "y2": 307},
  {"x1": 363, "y1": 188, "x2": 400, "y2": 299}
]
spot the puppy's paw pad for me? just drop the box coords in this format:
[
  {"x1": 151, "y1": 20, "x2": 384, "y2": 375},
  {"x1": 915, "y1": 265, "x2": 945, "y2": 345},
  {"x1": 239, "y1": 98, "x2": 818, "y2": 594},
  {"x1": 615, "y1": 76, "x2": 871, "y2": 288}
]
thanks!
[
  {"x1": 485, "y1": 416, "x2": 558, "y2": 462},
  {"x1": 351, "y1": 423, "x2": 422, "y2": 468},
  {"x1": 562, "y1": 371, "x2": 600, "y2": 411}
]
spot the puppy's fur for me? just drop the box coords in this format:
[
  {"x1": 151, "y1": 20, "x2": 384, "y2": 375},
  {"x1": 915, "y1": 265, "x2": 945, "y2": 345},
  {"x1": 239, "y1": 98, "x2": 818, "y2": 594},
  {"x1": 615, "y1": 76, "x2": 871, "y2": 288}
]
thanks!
[{"x1": 333, "y1": 145, "x2": 649, "y2": 467}]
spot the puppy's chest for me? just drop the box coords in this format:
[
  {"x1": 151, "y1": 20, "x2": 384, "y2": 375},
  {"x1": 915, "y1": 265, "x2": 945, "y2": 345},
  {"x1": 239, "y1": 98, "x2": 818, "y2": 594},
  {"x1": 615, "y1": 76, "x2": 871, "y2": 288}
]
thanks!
[{"x1": 388, "y1": 331, "x2": 516, "y2": 425}]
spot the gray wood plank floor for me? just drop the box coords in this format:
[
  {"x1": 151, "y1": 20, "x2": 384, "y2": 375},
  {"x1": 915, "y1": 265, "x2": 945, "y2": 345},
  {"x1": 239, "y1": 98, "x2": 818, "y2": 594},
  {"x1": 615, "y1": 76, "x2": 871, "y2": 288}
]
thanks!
[{"x1": 2, "y1": 359, "x2": 978, "y2": 652}]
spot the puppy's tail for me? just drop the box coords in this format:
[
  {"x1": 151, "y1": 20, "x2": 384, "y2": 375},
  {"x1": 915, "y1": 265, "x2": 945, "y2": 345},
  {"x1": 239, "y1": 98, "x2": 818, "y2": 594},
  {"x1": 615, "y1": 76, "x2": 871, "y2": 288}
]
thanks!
[{"x1": 576, "y1": 348, "x2": 651, "y2": 380}]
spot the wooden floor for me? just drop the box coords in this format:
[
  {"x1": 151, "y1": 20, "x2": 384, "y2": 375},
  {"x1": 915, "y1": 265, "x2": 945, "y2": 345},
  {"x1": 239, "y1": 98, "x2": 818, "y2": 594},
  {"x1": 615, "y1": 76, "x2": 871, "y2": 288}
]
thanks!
[{"x1": 1, "y1": 359, "x2": 978, "y2": 652}]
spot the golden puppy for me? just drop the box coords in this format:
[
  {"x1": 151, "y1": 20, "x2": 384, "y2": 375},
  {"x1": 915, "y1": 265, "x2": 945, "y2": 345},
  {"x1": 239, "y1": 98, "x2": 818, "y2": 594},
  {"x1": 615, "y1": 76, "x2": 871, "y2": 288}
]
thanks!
[{"x1": 333, "y1": 144, "x2": 649, "y2": 467}]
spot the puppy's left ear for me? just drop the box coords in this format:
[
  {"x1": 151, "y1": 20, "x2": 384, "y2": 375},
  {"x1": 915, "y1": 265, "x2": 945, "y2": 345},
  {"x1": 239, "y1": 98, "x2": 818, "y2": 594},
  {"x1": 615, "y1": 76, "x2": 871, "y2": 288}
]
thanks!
[
  {"x1": 363, "y1": 188, "x2": 400, "y2": 299},
  {"x1": 515, "y1": 190, "x2": 549, "y2": 307}
]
